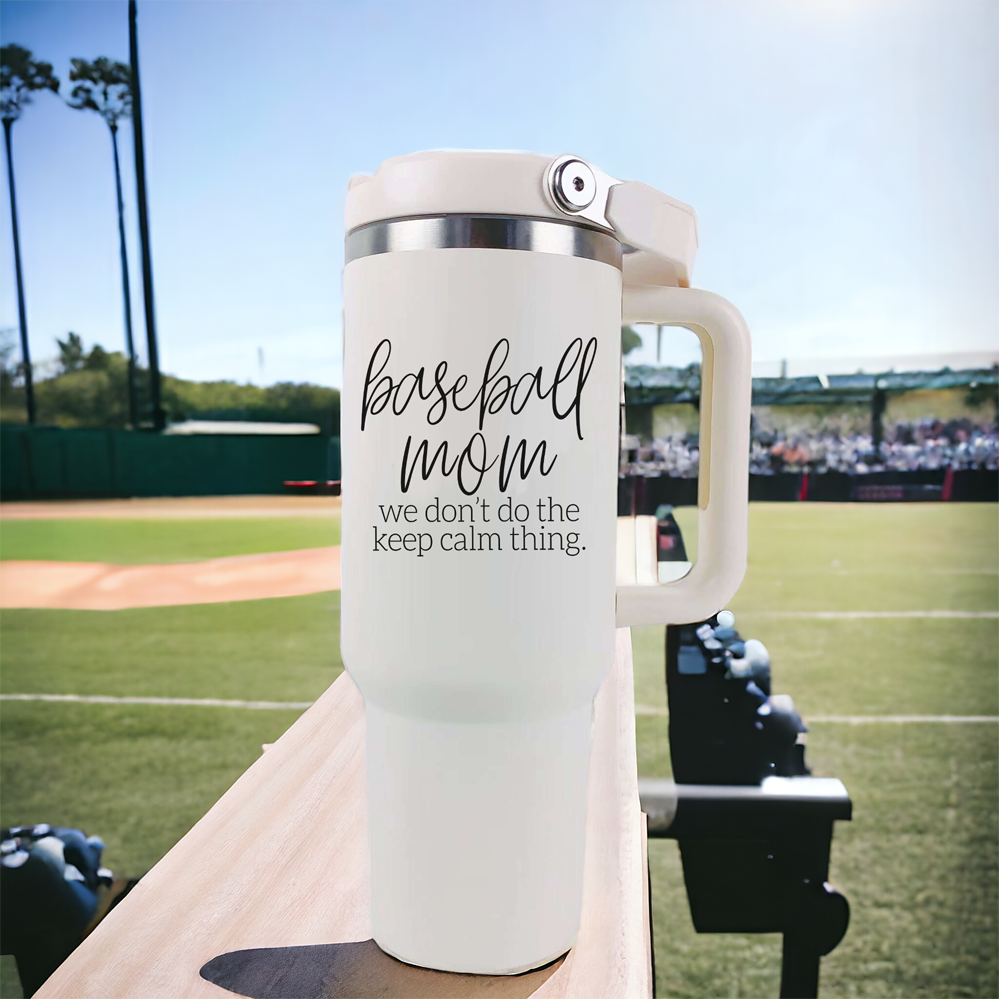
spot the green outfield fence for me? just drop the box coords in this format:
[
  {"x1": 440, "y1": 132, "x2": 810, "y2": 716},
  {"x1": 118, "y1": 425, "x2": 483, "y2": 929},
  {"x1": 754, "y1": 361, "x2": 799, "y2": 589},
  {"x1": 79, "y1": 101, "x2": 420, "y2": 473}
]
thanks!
[{"x1": 0, "y1": 426, "x2": 341, "y2": 500}]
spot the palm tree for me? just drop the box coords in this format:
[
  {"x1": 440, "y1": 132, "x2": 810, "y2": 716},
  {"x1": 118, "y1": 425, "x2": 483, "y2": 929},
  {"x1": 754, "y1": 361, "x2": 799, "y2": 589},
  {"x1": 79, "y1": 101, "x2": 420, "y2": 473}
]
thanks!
[
  {"x1": 66, "y1": 57, "x2": 138, "y2": 427},
  {"x1": 1, "y1": 44, "x2": 59, "y2": 424}
]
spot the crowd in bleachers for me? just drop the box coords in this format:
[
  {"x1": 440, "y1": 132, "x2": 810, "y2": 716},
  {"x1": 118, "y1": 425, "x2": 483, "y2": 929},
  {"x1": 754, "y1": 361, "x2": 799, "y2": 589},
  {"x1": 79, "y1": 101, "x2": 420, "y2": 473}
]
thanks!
[{"x1": 625, "y1": 418, "x2": 999, "y2": 478}]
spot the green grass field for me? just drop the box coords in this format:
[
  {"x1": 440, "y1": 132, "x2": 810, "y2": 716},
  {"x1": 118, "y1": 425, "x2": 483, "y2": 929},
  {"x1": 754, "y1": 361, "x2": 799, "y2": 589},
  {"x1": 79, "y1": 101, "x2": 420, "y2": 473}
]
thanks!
[
  {"x1": 1, "y1": 504, "x2": 996, "y2": 997},
  {"x1": 0, "y1": 516, "x2": 340, "y2": 563}
]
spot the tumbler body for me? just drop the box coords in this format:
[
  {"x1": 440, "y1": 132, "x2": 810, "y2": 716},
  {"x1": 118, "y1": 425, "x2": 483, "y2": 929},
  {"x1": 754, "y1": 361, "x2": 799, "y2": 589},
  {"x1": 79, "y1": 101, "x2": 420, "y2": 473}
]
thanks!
[{"x1": 341, "y1": 234, "x2": 622, "y2": 973}]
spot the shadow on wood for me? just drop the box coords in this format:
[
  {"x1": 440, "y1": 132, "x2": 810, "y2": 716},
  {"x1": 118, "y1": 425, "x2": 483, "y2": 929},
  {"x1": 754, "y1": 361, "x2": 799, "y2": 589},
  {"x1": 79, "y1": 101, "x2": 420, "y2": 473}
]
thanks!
[{"x1": 200, "y1": 940, "x2": 564, "y2": 998}]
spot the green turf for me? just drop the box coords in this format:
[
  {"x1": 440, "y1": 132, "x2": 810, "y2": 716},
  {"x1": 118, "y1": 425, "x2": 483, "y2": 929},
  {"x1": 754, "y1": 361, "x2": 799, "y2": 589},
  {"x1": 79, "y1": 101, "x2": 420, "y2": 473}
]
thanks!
[
  {"x1": 673, "y1": 502, "x2": 997, "y2": 613},
  {"x1": 0, "y1": 592, "x2": 342, "y2": 702},
  {"x1": 734, "y1": 502, "x2": 998, "y2": 614},
  {"x1": 0, "y1": 516, "x2": 340, "y2": 563},
  {"x1": 0, "y1": 502, "x2": 996, "y2": 998}
]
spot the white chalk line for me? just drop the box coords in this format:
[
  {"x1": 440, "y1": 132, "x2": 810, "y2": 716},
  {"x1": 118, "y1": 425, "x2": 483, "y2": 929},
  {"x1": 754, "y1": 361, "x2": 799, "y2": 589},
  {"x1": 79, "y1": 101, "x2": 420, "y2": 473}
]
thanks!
[
  {"x1": 929, "y1": 569, "x2": 999, "y2": 575},
  {"x1": 634, "y1": 703, "x2": 998, "y2": 722},
  {"x1": 0, "y1": 693, "x2": 313, "y2": 710},
  {"x1": 754, "y1": 569, "x2": 998, "y2": 576},
  {"x1": 4, "y1": 694, "x2": 997, "y2": 725},
  {"x1": 736, "y1": 610, "x2": 998, "y2": 619},
  {"x1": 13, "y1": 691, "x2": 635, "y2": 711},
  {"x1": 803, "y1": 715, "x2": 999, "y2": 723}
]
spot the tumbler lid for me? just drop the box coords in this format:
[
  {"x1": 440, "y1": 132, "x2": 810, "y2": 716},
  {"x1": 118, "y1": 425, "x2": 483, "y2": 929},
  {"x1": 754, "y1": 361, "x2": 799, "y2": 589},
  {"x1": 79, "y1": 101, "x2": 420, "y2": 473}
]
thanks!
[{"x1": 346, "y1": 150, "x2": 698, "y2": 287}]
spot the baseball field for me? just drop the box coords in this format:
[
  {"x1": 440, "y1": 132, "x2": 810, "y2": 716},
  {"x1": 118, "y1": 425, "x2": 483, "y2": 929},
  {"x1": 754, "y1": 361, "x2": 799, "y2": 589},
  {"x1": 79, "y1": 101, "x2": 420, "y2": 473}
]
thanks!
[{"x1": 0, "y1": 500, "x2": 996, "y2": 998}]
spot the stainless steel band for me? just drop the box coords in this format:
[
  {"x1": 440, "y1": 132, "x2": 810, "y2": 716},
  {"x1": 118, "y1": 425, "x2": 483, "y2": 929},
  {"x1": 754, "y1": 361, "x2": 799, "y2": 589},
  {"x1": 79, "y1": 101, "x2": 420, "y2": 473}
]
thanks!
[{"x1": 345, "y1": 215, "x2": 622, "y2": 269}]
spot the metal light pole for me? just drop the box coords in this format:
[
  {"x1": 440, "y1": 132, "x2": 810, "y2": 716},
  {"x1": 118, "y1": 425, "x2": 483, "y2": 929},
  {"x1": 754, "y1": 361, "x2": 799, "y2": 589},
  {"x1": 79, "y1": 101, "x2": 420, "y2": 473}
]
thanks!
[
  {"x1": 128, "y1": 0, "x2": 164, "y2": 430},
  {"x1": 3, "y1": 116, "x2": 35, "y2": 423},
  {"x1": 110, "y1": 122, "x2": 138, "y2": 427}
]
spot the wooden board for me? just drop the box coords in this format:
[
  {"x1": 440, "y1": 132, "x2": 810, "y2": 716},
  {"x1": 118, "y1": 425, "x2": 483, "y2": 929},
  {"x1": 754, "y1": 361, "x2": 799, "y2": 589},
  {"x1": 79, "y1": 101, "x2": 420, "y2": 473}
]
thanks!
[
  {"x1": 37, "y1": 629, "x2": 651, "y2": 998},
  {"x1": 616, "y1": 515, "x2": 658, "y2": 588}
]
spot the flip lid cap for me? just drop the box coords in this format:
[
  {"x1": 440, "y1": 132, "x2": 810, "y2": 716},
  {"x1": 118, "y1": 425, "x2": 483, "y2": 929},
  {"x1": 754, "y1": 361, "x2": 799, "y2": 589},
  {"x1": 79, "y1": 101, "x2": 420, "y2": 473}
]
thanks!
[{"x1": 346, "y1": 150, "x2": 698, "y2": 287}]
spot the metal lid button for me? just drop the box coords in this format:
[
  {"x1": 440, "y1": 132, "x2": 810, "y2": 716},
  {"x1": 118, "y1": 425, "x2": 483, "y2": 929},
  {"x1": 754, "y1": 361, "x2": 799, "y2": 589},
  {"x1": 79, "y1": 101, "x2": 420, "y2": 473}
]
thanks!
[{"x1": 550, "y1": 157, "x2": 596, "y2": 212}]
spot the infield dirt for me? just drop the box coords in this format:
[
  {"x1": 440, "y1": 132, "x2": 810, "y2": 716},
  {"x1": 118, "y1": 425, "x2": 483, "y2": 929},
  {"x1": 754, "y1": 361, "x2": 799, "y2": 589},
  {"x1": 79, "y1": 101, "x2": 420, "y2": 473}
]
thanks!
[{"x1": 0, "y1": 547, "x2": 341, "y2": 610}]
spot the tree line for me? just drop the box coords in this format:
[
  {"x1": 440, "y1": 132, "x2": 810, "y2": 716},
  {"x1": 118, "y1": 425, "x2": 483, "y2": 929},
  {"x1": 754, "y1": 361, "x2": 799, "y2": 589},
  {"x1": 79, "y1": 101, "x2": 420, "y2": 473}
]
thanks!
[{"x1": 1, "y1": 330, "x2": 340, "y2": 435}]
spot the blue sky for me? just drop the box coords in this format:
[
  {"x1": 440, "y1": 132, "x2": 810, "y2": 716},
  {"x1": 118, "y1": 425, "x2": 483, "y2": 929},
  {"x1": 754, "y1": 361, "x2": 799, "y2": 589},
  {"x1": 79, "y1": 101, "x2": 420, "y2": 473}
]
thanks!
[{"x1": 1, "y1": 0, "x2": 996, "y2": 387}]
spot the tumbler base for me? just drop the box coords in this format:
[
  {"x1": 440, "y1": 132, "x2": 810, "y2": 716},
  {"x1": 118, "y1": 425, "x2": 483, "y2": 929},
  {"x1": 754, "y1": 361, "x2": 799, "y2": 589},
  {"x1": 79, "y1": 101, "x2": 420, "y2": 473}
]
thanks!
[
  {"x1": 375, "y1": 939, "x2": 571, "y2": 978},
  {"x1": 365, "y1": 701, "x2": 593, "y2": 976}
]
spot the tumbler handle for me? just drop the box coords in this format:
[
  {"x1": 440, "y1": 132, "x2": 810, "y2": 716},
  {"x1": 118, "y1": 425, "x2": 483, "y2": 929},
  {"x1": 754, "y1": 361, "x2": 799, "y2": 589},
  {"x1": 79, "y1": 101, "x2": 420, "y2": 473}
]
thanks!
[{"x1": 615, "y1": 286, "x2": 752, "y2": 626}]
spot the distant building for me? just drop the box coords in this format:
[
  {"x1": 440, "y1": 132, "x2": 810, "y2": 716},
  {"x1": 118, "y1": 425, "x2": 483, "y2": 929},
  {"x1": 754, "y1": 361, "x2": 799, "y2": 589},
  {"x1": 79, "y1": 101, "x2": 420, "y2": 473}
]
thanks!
[{"x1": 163, "y1": 420, "x2": 320, "y2": 436}]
